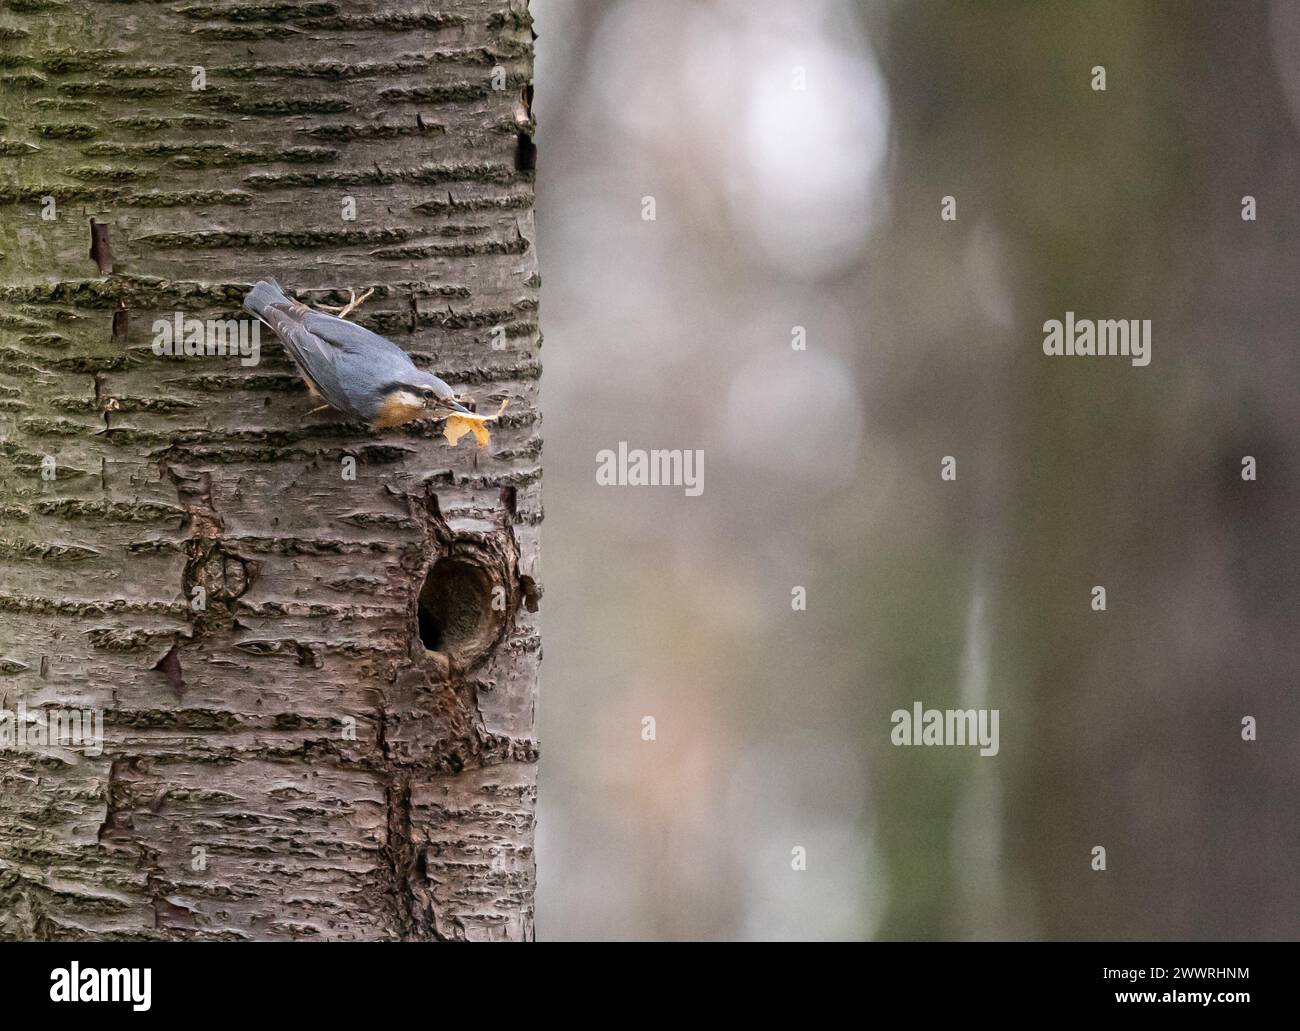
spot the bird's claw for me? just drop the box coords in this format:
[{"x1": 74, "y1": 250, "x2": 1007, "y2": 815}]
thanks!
[{"x1": 316, "y1": 287, "x2": 374, "y2": 320}]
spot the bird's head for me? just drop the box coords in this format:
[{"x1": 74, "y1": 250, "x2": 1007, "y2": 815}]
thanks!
[
  {"x1": 407, "y1": 370, "x2": 471, "y2": 414},
  {"x1": 371, "y1": 371, "x2": 471, "y2": 429}
]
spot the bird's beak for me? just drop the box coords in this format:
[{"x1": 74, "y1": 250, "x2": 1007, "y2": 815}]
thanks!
[{"x1": 427, "y1": 395, "x2": 473, "y2": 415}]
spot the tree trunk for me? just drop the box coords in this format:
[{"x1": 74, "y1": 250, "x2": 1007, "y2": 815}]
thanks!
[{"x1": 0, "y1": 0, "x2": 540, "y2": 941}]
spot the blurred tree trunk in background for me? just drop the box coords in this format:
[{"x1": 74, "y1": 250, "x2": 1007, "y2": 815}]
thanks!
[
  {"x1": 0, "y1": 0, "x2": 541, "y2": 940},
  {"x1": 873, "y1": 0, "x2": 1300, "y2": 938}
]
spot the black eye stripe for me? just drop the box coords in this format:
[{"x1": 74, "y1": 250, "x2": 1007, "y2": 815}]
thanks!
[{"x1": 379, "y1": 382, "x2": 432, "y2": 397}]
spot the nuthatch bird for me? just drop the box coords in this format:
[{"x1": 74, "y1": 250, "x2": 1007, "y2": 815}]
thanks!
[{"x1": 243, "y1": 279, "x2": 472, "y2": 430}]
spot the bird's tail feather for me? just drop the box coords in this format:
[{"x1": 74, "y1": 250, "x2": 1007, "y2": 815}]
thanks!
[{"x1": 243, "y1": 279, "x2": 290, "y2": 318}]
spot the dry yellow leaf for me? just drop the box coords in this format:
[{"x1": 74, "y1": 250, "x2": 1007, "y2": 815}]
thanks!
[{"x1": 443, "y1": 399, "x2": 509, "y2": 448}]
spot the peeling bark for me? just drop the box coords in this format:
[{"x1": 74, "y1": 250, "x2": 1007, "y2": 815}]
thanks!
[{"x1": 0, "y1": 0, "x2": 540, "y2": 941}]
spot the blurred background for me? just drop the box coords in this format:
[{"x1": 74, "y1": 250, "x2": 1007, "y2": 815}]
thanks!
[{"x1": 530, "y1": 0, "x2": 1300, "y2": 940}]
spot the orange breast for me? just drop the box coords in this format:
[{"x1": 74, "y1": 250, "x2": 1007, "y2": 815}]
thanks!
[{"x1": 372, "y1": 393, "x2": 424, "y2": 429}]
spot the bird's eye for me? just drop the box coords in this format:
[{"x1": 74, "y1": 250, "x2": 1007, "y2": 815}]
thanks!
[{"x1": 421, "y1": 388, "x2": 434, "y2": 398}]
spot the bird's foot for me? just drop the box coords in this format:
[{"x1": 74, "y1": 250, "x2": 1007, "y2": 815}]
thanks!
[{"x1": 316, "y1": 287, "x2": 374, "y2": 320}]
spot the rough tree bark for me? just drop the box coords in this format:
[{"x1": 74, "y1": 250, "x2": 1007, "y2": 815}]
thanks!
[{"x1": 0, "y1": 0, "x2": 541, "y2": 940}]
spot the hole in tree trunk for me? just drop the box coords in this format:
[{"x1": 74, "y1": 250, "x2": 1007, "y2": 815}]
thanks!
[
  {"x1": 417, "y1": 603, "x2": 443, "y2": 652},
  {"x1": 89, "y1": 219, "x2": 114, "y2": 275},
  {"x1": 416, "y1": 557, "x2": 498, "y2": 665}
]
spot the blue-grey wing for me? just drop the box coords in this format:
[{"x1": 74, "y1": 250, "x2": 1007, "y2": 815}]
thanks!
[
  {"x1": 299, "y1": 310, "x2": 413, "y2": 364},
  {"x1": 298, "y1": 312, "x2": 422, "y2": 421},
  {"x1": 257, "y1": 305, "x2": 357, "y2": 416}
]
